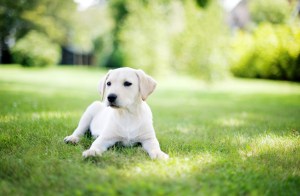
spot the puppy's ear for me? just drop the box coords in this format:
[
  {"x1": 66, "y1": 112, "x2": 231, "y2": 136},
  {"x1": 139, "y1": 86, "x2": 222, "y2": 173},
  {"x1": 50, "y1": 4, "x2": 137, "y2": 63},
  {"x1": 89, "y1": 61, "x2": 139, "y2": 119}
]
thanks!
[
  {"x1": 98, "y1": 71, "x2": 110, "y2": 100},
  {"x1": 136, "y1": 69, "x2": 157, "y2": 101}
]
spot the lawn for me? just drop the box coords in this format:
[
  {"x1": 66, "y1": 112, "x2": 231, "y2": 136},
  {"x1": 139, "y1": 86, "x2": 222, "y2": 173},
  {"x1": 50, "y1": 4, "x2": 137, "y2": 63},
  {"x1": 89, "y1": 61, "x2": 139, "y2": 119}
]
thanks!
[{"x1": 0, "y1": 66, "x2": 299, "y2": 195}]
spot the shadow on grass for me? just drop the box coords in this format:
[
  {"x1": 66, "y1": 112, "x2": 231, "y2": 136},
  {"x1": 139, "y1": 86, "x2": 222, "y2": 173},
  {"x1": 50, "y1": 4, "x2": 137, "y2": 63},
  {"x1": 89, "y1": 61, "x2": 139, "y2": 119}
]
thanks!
[{"x1": 76, "y1": 132, "x2": 150, "y2": 169}]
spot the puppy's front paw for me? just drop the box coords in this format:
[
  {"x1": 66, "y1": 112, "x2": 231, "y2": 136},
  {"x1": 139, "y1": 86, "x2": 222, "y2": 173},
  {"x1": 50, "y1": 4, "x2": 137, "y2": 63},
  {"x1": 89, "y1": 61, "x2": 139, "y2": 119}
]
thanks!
[
  {"x1": 64, "y1": 135, "x2": 80, "y2": 144},
  {"x1": 150, "y1": 150, "x2": 169, "y2": 160},
  {"x1": 82, "y1": 149, "x2": 102, "y2": 158}
]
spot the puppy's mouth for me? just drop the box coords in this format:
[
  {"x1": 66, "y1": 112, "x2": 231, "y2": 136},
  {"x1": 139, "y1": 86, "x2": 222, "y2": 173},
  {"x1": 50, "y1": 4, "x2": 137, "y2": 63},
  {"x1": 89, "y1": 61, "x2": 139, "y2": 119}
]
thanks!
[{"x1": 108, "y1": 103, "x2": 120, "y2": 109}]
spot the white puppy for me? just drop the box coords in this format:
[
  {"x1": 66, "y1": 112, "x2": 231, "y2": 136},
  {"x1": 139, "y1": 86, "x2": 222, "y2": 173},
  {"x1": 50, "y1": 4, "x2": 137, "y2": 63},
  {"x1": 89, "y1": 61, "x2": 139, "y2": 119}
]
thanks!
[{"x1": 64, "y1": 67, "x2": 169, "y2": 159}]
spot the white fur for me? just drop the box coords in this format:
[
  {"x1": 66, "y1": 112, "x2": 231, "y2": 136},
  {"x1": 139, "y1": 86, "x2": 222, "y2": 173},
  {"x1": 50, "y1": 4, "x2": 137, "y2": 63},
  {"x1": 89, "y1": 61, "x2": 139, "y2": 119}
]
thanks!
[{"x1": 64, "y1": 67, "x2": 169, "y2": 160}]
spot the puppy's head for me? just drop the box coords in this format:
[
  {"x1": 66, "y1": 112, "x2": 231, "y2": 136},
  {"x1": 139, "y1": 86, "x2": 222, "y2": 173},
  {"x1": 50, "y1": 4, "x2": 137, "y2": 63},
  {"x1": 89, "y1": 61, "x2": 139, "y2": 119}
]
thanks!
[{"x1": 98, "y1": 67, "x2": 156, "y2": 109}]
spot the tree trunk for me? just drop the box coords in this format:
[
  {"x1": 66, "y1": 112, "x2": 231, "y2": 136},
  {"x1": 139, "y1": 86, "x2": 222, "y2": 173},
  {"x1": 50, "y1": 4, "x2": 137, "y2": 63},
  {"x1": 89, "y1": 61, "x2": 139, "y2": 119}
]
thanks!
[{"x1": 0, "y1": 37, "x2": 12, "y2": 64}]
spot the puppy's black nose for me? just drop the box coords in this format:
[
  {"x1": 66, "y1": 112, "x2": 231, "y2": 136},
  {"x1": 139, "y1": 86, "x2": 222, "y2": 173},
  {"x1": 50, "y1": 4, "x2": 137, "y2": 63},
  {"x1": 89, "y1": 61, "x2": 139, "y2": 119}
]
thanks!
[{"x1": 107, "y1": 94, "x2": 117, "y2": 103}]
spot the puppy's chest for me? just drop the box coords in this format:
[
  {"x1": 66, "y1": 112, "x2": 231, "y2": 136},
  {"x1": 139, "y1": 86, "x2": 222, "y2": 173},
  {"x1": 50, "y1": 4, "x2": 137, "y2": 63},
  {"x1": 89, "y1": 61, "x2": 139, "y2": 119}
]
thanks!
[
  {"x1": 115, "y1": 116, "x2": 144, "y2": 140},
  {"x1": 117, "y1": 121, "x2": 141, "y2": 139}
]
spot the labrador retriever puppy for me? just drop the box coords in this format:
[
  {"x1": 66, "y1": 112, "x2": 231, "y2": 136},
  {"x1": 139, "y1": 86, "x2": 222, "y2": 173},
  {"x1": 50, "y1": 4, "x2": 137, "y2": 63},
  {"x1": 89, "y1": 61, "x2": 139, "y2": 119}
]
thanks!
[{"x1": 64, "y1": 67, "x2": 169, "y2": 159}]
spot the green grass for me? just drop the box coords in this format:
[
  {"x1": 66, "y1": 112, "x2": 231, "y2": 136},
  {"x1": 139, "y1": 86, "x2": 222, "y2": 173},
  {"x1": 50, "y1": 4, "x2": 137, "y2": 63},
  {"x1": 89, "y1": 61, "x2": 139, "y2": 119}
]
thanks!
[{"x1": 0, "y1": 65, "x2": 300, "y2": 195}]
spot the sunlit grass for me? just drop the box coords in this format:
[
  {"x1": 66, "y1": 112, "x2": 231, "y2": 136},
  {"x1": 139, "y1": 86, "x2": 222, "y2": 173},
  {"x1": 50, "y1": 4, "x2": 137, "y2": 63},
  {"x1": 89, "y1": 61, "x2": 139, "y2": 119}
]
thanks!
[
  {"x1": 0, "y1": 65, "x2": 299, "y2": 195},
  {"x1": 240, "y1": 134, "x2": 300, "y2": 158}
]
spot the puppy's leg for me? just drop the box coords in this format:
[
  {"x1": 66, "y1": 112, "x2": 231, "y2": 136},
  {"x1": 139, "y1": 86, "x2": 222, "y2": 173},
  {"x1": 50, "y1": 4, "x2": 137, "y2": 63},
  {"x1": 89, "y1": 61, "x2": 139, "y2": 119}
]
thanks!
[
  {"x1": 64, "y1": 101, "x2": 103, "y2": 144},
  {"x1": 142, "y1": 138, "x2": 169, "y2": 160},
  {"x1": 82, "y1": 137, "x2": 116, "y2": 158}
]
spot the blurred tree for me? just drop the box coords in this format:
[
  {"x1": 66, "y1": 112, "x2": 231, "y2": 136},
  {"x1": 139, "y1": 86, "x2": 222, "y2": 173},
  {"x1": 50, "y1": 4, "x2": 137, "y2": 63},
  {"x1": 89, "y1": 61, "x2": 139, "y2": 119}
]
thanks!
[
  {"x1": 19, "y1": 0, "x2": 77, "y2": 45},
  {"x1": 1, "y1": 0, "x2": 231, "y2": 77},
  {"x1": 11, "y1": 30, "x2": 61, "y2": 67},
  {"x1": 0, "y1": 0, "x2": 39, "y2": 63},
  {"x1": 119, "y1": 0, "x2": 171, "y2": 74},
  {"x1": 85, "y1": 5, "x2": 114, "y2": 66},
  {"x1": 107, "y1": 0, "x2": 229, "y2": 79},
  {"x1": 229, "y1": 0, "x2": 300, "y2": 81},
  {"x1": 230, "y1": 23, "x2": 300, "y2": 81},
  {"x1": 0, "y1": 0, "x2": 76, "y2": 64},
  {"x1": 249, "y1": 0, "x2": 292, "y2": 24},
  {"x1": 172, "y1": 0, "x2": 229, "y2": 80},
  {"x1": 195, "y1": 0, "x2": 211, "y2": 8},
  {"x1": 1, "y1": 0, "x2": 111, "y2": 66},
  {"x1": 67, "y1": 5, "x2": 113, "y2": 54},
  {"x1": 105, "y1": 0, "x2": 130, "y2": 68}
]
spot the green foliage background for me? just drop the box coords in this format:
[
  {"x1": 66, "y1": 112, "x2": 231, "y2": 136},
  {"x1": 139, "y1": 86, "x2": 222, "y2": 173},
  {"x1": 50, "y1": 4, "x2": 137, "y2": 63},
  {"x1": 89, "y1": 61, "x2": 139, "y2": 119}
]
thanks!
[
  {"x1": 249, "y1": 0, "x2": 292, "y2": 24},
  {"x1": 230, "y1": 0, "x2": 300, "y2": 81},
  {"x1": 11, "y1": 31, "x2": 61, "y2": 67},
  {"x1": 110, "y1": 0, "x2": 229, "y2": 79},
  {"x1": 230, "y1": 23, "x2": 300, "y2": 81},
  {"x1": 171, "y1": 0, "x2": 228, "y2": 80},
  {"x1": 1, "y1": 0, "x2": 300, "y2": 81}
]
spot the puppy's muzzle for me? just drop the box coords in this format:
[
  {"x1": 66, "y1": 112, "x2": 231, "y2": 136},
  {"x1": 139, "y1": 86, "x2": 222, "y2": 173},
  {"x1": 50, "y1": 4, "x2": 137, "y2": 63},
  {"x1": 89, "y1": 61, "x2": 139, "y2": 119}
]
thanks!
[{"x1": 107, "y1": 94, "x2": 117, "y2": 103}]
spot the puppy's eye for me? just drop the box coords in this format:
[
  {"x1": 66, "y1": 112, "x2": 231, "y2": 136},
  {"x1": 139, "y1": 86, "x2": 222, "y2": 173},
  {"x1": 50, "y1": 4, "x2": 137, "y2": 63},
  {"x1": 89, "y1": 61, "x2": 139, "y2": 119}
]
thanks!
[
  {"x1": 124, "y1": 81, "x2": 132, "y2": 87},
  {"x1": 107, "y1": 81, "x2": 111, "y2": 86}
]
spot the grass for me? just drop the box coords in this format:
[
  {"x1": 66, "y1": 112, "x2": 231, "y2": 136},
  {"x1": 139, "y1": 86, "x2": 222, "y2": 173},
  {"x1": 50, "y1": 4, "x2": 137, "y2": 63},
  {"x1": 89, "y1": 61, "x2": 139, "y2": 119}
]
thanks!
[{"x1": 0, "y1": 65, "x2": 299, "y2": 195}]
